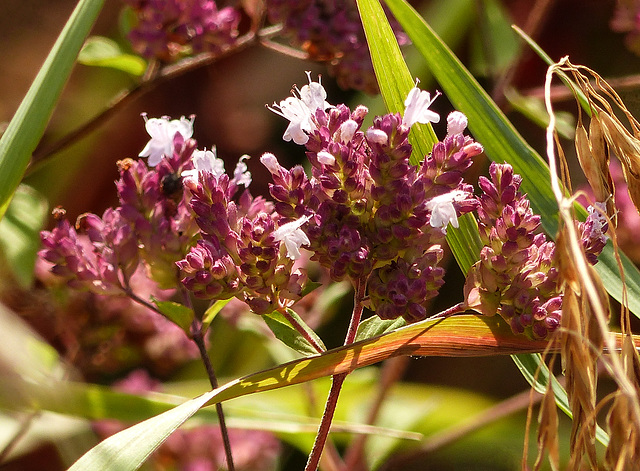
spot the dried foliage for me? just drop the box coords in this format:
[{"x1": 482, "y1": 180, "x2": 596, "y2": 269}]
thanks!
[{"x1": 541, "y1": 57, "x2": 640, "y2": 470}]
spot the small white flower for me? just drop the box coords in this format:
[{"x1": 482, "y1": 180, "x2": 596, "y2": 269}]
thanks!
[
  {"x1": 232, "y1": 155, "x2": 252, "y2": 187},
  {"x1": 317, "y1": 151, "x2": 336, "y2": 166},
  {"x1": 586, "y1": 203, "x2": 609, "y2": 243},
  {"x1": 139, "y1": 114, "x2": 194, "y2": 167},
  {"x1": 366, "y1": 128, "x2": 388, "y2": 145},
  {"x1": 260, "y1": 152, "x2": 281, "y2": 175},
  {"x1": 268, "y1": 72, "x2": 332, "y2": 145},
  {"x1": 402, "y1": 81, "x2": 440, "y2": 127},
  {"x1": 426, "y1": 190, "x2": 470, "y2": 233},
  {"x1": 336, "y1": 119, "x2": 359, "y2": 143},
  {"x1": 181, "y1": 148, "x2": 225, "y2": 184},
  {"x1": 446, "y1": 111, "x2": 468, "y2": 136},
  {"x1": 273, "y1": 215, "x2": 311, "y2": 260}
]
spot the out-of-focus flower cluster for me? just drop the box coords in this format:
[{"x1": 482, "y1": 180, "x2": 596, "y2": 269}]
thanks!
[
  {"x1": 2, "y1": 261, "x2": 198, "y2": 379},
  {"x1": 94, "y1": 370, "x2": 281, "y2": 471},
  {"x1": 121, "y1": 0, "x2": 408, "y2": 93},
  {"x1": 265, "y1": 0, "x2": 409, "y2": 93},
  {"x1": 123, "y1": 0, "x2": 241, "y2": 62},
  {"x1": 464, "y1": 162, "x2": 608, "y2": 340},
  {"x1": 611, "y1": 0, "x2": 640, "y2": 55},
  {"x1": 263, "y1": 75, "x2": 483, "y2": 322}
]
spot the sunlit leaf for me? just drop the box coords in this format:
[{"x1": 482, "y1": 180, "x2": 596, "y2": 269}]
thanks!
[
  {"x1": 263, "y1": 308, "x2": 326, "y2": 355},
  {"x1": 78, "y1": 36, "x2": 146, "y2": 76},
  {"x1": 202, "y1": 298, "x2": 231, "y2": 333},
  {"x1": 151, "y1": 298, "x2": 194, "y2": 334},
  {"x1": 355, "y1": 316, "x2": 406, "y2": 342}
]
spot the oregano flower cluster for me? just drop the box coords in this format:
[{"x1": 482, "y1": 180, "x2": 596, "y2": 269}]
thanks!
[
  {"x1": 262, "y1": 75, "x2": 482, "y2": 322},
  {"x1": 40, "y1": 72, "x2": 609, "y2": 341},
  {"x1": 464, "y1": 162, "x2": 608, "y2": 339}
]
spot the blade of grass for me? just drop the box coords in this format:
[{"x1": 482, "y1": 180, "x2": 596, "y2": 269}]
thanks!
[
  {"x1": 0, "y1": 0, "x2": 105, "y2": 221},
  {"x1": 356, "y1": 0, "x2": 437, "y2": 162}
]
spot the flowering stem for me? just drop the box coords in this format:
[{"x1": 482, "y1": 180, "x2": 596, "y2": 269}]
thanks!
[
  {"x1": 281, "y1": 308, "x2": 325, "y2": 353},
  {"x1": 190, "y1": 319, "x2": 236, "y2": 471},
  {"x1": 180, "y1": 285, "x2": 236, "y2": 471},
  {"x1": 304, "y1": 277, "x2": 367, "y2": 471},
  {"x1": 425, "y1": 301, "x2": 466, "y2": 321}
]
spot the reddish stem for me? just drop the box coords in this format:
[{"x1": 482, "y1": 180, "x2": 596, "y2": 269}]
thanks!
[
  {"x1": 281, "y1": 308, "x2": 325, "y2": 353},
  {"x1": 304, "y1": 278, "x2": 367, "y2": 471}
]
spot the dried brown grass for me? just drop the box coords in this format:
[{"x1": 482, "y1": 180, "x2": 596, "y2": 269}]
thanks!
[{"x1": 539, "y1": 57, "x2": 640, "y2": 470}]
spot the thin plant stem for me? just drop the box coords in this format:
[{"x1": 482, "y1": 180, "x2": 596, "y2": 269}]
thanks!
[
  {"x1": 25, "y1": 21, "x2": 301, "y2": 177},
  {"x1": 304, "y1": 277, "x2": 367, "y2": 471},
  {"x1": 0, "y1": 411, "x2": 39, "y2": 464},
  {"x1": 281, "y1": 308, "x2": 325, "y2": 353},
  {"x1": 180, "y1": 285, "x2": 236, "y2": 471},
  {"x1": 124, "y1": 275, "x2": 236, "y2": 471}
]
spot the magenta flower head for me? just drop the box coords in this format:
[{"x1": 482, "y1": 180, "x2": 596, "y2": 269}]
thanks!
[
  {"x1": 177, "y1": 148, "x2": 307, "y2": 315},
  {"x1": 464, "y1": 162, "x2": 606, "y2": 340},
  {"x1": 124, "y1": 0, "x2": 240, "y2": 62},
  {"x1": 264, "y1": 75, "x2": 483, "y2": 321},
  {"x1": 265, "y1": 0, "x2": 409, "y2": 93}
]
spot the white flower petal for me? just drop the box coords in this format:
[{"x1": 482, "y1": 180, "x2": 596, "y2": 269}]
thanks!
[
  {"x1": 139, "y1": 114, "x2": 195, "y2": 167},
  {"x1": 402, "y1": 83, "x2": 440, "y2": 127},
  {"x1": 273, "y1": 215, "x2": 311, "y2": 260},
  {"x1": 268, "y1": 73, "x2": 332, "y2": 145},
  {"x1": 426, "y1": 190, "x2": 469, "y2": 233},
  {"x1": 446, "y1": 111, "x2": 468, "y2": 136}
]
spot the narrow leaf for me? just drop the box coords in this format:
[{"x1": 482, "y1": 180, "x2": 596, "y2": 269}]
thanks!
[
  {"x1": 263, "y1": 308, "x2": 326, "y2": 355},
  {"x1": 0, "y1": 184, "x2": 48, "y2": 287},
  {"x1": 31, "y1": 314, "x2": 639, "y2": 470},
  {"x1": 446, "y1": 212, "x2": 483, "y2": 274},
  {"x1": 512, "y1": 353, "x2": 609, "y2": 446},
  {"x1": 78, "y1": 36, "x2": 146, "y2": 76},
  {"x1": 151, "y1": 298, "x2": 194, "y2": 334},
  {"x1": 202, "y1": 298, "x2": 231, "y2": 333},
  {"x1": 355, "y1": 0, "x2": 437, "y2": 162},
  {"x1": 0, "y1": 0, "x2": 105, "y2": 220},
  {"x1": 67, "y1": 390, "x2": 217, "y2": 471}
]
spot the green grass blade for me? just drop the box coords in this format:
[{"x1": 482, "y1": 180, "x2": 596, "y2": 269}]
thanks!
[
  {"x1": 512, "y1": 353, "x2": 609, "y2": 446},
  {"x1": 0, "y1": 0, "x2": 105, "y2": 221},
  {"x1": 355, "y1": 0, "x2": 437, "y2": 162},
  {"x1": 67, "y1": 390, "x2": 216, "y2": 471}
]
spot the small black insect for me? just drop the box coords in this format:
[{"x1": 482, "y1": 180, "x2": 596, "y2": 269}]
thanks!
[{"x1": 160, "y1": 172, "x2": 183, "y2": 198}]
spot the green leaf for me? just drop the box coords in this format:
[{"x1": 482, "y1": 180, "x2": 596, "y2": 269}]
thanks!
[
  {"x1": 67, "y1": 389, "x2": 218, "y2": 471},
  {"x1": 379, "y1": 0, "x2": 640, "y2": 316},
  {"x1": 151, "y1": 299, "x2": 194, "y2": 334},
  {"x1": 512, "y1": 353, "x2": 609, "y2": 446},
  {"x1": 201, "y1": 298, "x2": 232, "y2": 334},
  {"x1": 355, "y1": 0, "x2": 437, "y2": 162},
  {"x1": 355, "y1": 316, "x2": 406, "y2": 342},
  {"x1": 78, "y1": 36, "x2": 146, "y2": 76},
  {"x1": 0, "y1": 184, "x2": 48, "y2": 287},
  {"x1": 505, "y1": 87, "x2": 576, "y2": 140},
  {"x1": 446, "y1": 212, "x2": 483, "y2": 275},
  {"x1": 16, "y1": 313, "x2": 634, "y2": 470},
  {"x1": 263, "y1": 308, "x2": 326, "y2": 355},
  {"x1": 0, "y1": 0, "x2": 105, "y2": 221}
]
